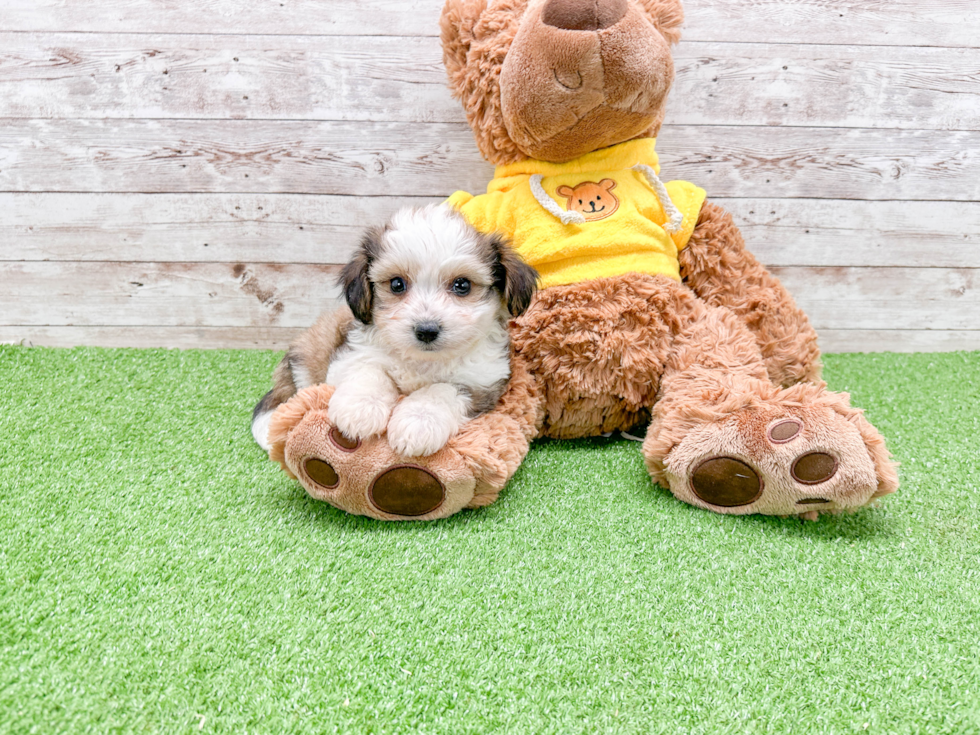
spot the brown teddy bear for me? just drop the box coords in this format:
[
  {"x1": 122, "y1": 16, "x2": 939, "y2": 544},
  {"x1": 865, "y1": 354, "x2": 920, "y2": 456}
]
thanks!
[{"x1": 260, "y1": 0, "x2": 898, "y2": 521}]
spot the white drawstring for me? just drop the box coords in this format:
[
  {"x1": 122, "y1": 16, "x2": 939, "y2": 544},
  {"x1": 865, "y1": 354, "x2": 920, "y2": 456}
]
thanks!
[
  {"x1": 632, "y1": 164, "x2": 684, "y2": 233},
  {"x1": 529, "y1": 174, "x2": 585, "y2": 225}
]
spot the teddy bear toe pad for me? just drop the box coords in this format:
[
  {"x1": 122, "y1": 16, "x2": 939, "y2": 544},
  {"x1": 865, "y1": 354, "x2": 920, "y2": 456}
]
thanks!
[
  {"x1": 304, "y1": 457, "x2": 340, "y2": 489},
  {"x1": 791, "y1": 451, "x2": 839, "y2": 485}
]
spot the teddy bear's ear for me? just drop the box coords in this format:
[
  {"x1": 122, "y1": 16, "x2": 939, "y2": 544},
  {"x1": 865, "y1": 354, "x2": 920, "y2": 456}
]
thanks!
[
  {"x1": 439, "y1": 0, "x2": 526, "y2": 165},
  {"x1": 440, "y1": 0, "x2": 489, "y2": 83},
  {"x1": 636, "y1": 0, "x2": 684, "y2": 45},
  {"x1": 556, "y1": 185, "x2": 575, "y2": 198},
  {"x1": 599, "y1": 178, "x2": 617, "y2": 191}
]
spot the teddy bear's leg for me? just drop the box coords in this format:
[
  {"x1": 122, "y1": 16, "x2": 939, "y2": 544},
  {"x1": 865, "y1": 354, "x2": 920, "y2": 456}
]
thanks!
[
  {"x1": 643, "y1": 301, "x2": 898, "y2": 519},
  {"x1": 679, "y1": 200, "x2": 822, "y2": 388},
  {"x1": 266, "y1": 357, "x2": 544, "y2": 521}
]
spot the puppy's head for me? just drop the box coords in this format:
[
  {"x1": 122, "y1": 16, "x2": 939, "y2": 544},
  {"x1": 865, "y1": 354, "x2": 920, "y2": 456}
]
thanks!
[{"x1": 339, "y1": 205, "x2": 538, "y2": 360}]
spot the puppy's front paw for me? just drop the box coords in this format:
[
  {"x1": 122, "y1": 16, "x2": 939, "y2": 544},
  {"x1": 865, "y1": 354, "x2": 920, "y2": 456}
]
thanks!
[
  {"x1": 327, "y1": 389, "x2": 393, "y2": 441},
  {"x1": 387, "y1": 402, "x2": 456, "y2": 457}
]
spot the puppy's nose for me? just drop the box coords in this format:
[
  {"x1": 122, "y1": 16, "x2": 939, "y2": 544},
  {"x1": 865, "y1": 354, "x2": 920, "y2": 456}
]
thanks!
[
  {"x1": 542, "y1": 0, "x2": 628, "y2": 31},
  {"x1": 414, "y1": 322, "x2": 441, "y2": 344}
]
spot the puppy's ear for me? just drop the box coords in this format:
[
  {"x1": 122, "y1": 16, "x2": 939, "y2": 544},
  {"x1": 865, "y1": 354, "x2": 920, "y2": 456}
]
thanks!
[
  {"x1": 487, "y1": 233, "x2": 538, "y2": 317},
  {"x1": 339, "y1": 226, "x2": 382, "y2": 323},
  {"x1": 440, "y1": 0, "x2": 488, "y2": 85}
]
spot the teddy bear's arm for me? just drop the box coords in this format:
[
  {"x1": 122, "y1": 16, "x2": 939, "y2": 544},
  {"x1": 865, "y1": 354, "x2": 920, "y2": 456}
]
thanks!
[{"x1": 679, "y1": 200, "x2": 822, "y2": 387}]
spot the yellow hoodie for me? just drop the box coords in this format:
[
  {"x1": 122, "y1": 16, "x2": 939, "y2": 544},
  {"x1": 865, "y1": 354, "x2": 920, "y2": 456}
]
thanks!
[{"x1": 447, "y1": 138, "x2": 706, "y2": 289}]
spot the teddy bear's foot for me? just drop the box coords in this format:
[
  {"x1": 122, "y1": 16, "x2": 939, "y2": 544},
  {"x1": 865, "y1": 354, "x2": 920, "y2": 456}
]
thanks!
[
  {"x1": 645, "y1": 381, "x2": 899, "y2": 519},
  {"x1": 267, "y1": 385, "x2": 480, "y2": 521}
]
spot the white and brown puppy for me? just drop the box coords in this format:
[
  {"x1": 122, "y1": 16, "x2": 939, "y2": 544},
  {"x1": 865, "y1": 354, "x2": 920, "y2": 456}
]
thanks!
[{"x1": 251, "y1": 204, "x2": 538, "y2": 457}]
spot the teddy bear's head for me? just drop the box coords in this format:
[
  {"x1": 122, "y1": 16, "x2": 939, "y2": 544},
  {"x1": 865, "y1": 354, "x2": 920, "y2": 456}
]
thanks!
[{"x1": 441, "y1": 0, "x2": 684, "y2": 165}]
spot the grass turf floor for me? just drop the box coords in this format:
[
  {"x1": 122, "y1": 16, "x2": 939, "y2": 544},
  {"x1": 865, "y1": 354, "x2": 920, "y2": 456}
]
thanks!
[{"x1": 0, "y1": 346, "x2": 978, "y2": 735}]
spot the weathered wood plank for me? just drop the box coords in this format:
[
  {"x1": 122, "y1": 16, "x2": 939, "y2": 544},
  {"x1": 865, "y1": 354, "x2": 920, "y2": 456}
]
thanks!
[
  {"x1": 0, "y1": 119, "x2": 494, "y2": 196},
  {"x1": 3, "y1": 120, "x2": 978, "y2": 201},
  {"x1": 721, "y1": 199, "x2": 980, "y2": 268},
  {"x1": 816, "y1": 330, "x2": 980, "y2": 355},
  {"x1": 658, "y1": 126, "x2": 980, "y2": 202},
  {"x1": 2, "y1": 262, "x2": 976, "y2": 331},
  {"x1": 0, "y1": 34, "x2": 456, "y2": 123},
  {"x1": 0, "y1": 326, "x2": 304, "y2": 350},
  {"x1": 0, "y1": 193, "x2": 442, "y2": 263},
  {"x1": 1, "y1": 0, "x2": 975, "y2": 48},
  {"x1": 770, "y1": 266, "x2": 980, "y2": 331},
  {"x1": 0, "y1": 262, "x2": 343, "y2": 328},
  {"x1": 3, "y1": 34, "x2": 978, "y2": 131},
  {"x1": 4, "y1": 194, "x2": 979, "y2": 269},
  {"x1": 667, "y1": 42, "x2": 980, "y2": 132},
  {"x1": 5, "y1": 326, "x2": 978, "y2": 354},
  {"x1": 0, "y1": 0, "x2": 441, "y2": 37},
  {"x1": 683, "y1": 0, "x2": 978, "y2": 49}
]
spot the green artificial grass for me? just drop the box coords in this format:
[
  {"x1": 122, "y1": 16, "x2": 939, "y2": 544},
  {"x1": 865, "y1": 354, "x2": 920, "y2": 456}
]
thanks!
[{"x1": 1, "y1": 346, "x2": 978, "y2": 734}]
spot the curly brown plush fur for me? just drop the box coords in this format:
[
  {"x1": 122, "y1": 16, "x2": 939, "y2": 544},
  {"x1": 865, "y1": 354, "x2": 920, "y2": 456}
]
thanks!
[{"x1": 681, "y1": 201, "x2": 823, "y2": 387}]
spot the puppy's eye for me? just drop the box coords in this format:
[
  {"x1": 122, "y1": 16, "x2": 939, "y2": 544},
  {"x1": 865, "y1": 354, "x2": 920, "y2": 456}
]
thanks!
[
  {"x1": 451, "y1": 277, "x2": 471, "y2": 296},
  {"x1": 389, "y1": 277, "x2": 406, "y2": 294}
]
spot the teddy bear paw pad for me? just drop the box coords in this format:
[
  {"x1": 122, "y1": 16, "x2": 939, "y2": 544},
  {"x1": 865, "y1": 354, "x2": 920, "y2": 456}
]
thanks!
[
  {"x1": 662, "y1": 406, "x2": 882, "y2": 518},
  {"x1": 280, "y1": 406, "x2": 480, "y2": 520}
]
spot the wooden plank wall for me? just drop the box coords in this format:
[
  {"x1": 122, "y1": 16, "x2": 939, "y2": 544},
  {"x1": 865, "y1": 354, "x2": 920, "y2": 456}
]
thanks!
[{"x1": 1, "y1": 0, "x2": 978, "y2": 352}]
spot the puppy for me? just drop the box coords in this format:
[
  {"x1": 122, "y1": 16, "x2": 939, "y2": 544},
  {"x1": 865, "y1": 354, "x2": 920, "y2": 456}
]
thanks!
[{"x1": 251, "y1": 204, "x2": 538, "y2": 457}]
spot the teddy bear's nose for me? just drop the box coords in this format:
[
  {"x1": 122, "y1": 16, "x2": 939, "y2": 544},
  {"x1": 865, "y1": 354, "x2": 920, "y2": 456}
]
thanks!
[{"x1": 541, "y1": 0, "x2": 628, "y2": 31}]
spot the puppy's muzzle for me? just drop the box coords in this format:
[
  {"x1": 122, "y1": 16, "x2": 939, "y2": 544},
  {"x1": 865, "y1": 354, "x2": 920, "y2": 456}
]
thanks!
[{"x1": 414, "y1": 322, "x2": 441, "y2": 345}]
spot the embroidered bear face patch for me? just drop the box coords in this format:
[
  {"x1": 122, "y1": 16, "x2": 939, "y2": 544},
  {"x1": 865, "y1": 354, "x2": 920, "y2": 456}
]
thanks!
[{"x1": 556, "y1": 179, "x2": 619, "y2": 221}]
